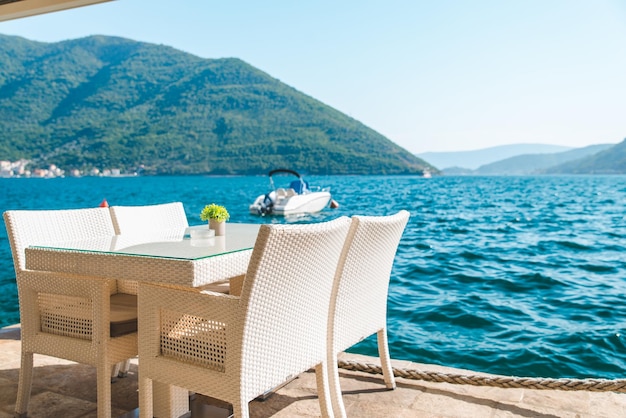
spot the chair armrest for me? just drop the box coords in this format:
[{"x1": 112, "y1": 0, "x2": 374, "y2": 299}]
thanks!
[
  {"x1": 138, "y1": 282, "x2": 243, "y2": 370},
  {"x1": 138, "y1": 282, "x2": 241, "y2": 325},
  {"x1": 19, "y1": 270, "x2": 114, "y2": 297},
  {"x1": 17, "y1": 270, "x2": 115, "y2": 341},
  {"x1": 228, "y1": 274, "x2": 246, "y2": 297}
]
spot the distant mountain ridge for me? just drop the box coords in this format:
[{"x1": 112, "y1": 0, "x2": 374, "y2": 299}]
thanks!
[
  {"x1": 473, "y1": 144, "x2": 614, "y2": 175},
  {"x1": 0, "y1": 34, "x2": 434, "y2": 175},
  {"x1": 418, "y1": 144, "x2": 573, "y2": 170},
  {"x1": 419, "y1": 141, "x2": 626, "y2": 175}
]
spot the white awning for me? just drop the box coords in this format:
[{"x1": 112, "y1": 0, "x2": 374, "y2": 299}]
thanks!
[{"x1": 0, "y1": 0, "x2": 112, "y2": 22}]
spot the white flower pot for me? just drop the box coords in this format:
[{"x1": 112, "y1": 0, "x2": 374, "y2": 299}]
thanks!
[{"x1": 209, "y1": 219, "x2": 226, "y2": 236}]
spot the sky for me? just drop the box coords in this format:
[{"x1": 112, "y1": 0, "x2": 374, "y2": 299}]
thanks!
[{"x1": 1, "y1": 0, "x2": 625, "y2": 154}]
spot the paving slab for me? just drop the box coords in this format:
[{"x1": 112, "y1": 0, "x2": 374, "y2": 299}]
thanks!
[{"x1": 1, "y1": 325, "x2": 624, "y2": 417}]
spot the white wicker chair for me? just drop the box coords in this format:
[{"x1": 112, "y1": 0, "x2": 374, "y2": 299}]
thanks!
[
  {"x1": 3, "y1": 208, "x2": 139, "y2": 418},
  {"x1": 109, "y1": 201, "x2": 190, "y2": 378},
  {"x1": 138, "y1": 216, "x2": 351, "y2": 418},
  {"x1": 109, "y1": 201, "x2": 188, "y2": 236},
  {"x1": 109, "y1": 201, "x2": 188, "y2": 293},
  {"x1": 327, "y1": 210, "x2": 410, "y2": 417}
]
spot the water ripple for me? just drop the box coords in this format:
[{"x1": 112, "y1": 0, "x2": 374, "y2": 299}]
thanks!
[{"x1": 2, "y1": 175, "x2": 626, "y2": 380}]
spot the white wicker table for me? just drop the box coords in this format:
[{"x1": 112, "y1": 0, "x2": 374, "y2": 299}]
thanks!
[
  {"x1": 24, "y1": 223, "x2": 260, "y2": 418},
  {"x1": 25, "y1": 223, "x2": 260, "y2": 287}
]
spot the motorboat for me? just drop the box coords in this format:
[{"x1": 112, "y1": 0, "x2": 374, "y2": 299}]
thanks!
[{"x1": 249, "y1": 169, "x2": 334, "y2": 216}]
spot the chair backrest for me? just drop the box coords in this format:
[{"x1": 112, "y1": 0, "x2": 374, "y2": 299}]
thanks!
[
  {"x1": 3, "y1": 207, "x2": 116, "y2": 273},
  {"x1": 237, "y1": 216, "x2": 351, "y2": 397},
  {"x1": 329, "y1": 210, "x2": 410, "y2": 352},
  {"x1": 109, "y1": 202, "x2": 188, "y2": 235}
]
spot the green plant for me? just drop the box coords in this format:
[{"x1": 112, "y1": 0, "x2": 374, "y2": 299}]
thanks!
[{"x1": 200, "y1": 204, "x2": 230, "y2": 222}]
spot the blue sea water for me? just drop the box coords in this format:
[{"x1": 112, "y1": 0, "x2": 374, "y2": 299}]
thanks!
[{"x1": 1, "y1": 175, "x2": 625, "y2": 380}]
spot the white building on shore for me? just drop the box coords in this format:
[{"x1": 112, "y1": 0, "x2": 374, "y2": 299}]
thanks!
[
  {"x1": 0, "y1": 160, "x2": 131, "y2": 178},
  {"x1": 0, "y1": 159, "x2": 30, "y2": 177}
]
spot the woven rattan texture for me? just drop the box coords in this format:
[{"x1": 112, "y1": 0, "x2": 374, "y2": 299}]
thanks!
[
  {"x1": 5, "y1": 208, "x2": 115, "y2": 271},
  {"x1": 331, "y1": 211, "x2": 410, "y2": 350},
  {"x1": 160, "y1": 310, "x2": 227, "y2": 371},
  {"x1": 39, "y1": 292, "x2": 93, "y2": 340},
  {"x1": 110, "y1": 202, "x2": 189, "y2": 235},
  {"x1": 138, "y1": 216, "x2": 351, "y2": 418},
  {"x1": 3, "y1": 207, "x2": 139, "y2": 418},
  {"x1": 26, "y1": 246, "x2": 254, "y2": 287},
  {"x1": 110, "y1": 202, "x2": 189, "y2": 295},
  {"x1": 327, "y1": 210, "x2": 410, "y2": 418},
  {"x1": 94, "y1": 202, "x2": 205, "y2": 417}
]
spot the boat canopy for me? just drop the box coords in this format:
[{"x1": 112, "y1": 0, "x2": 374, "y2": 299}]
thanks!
[
  {"x1": 268, "y1": 169, "x2": 302, "y2": 178},
  {"x1": 268, "y1": 169, "x2": 308, "y2": 193}
]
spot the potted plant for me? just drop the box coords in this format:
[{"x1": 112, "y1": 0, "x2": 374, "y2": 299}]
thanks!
[{"x1": 200, "y1": 203, "x2": 230, "y2": 236}]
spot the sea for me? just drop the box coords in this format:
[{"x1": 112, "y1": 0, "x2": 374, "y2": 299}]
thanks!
[{"x1": 1, "y1": 175, "x2": 625, "y2": 380}]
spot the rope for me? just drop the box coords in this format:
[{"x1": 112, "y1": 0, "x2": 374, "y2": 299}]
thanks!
[{"x1": 338, "y1": 360, "x2": 626, "y2": 393}]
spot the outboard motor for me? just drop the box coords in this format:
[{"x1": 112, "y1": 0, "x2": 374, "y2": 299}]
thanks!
[{"x1": 259, "y1": 193, "x2": 274, "y2": 215}]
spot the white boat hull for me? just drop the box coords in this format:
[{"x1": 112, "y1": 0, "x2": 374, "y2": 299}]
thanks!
[{"x1": 250, "y1": 191, "x2": 332, "y2": 216}]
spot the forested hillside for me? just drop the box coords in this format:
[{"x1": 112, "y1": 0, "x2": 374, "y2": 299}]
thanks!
[{"x1": 0, "y1": 34, "x2": 433, "y2": 175}]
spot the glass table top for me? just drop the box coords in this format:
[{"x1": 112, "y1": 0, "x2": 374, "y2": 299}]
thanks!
[{"x1": 30, "y1": 223, "x2": 261, "y2": 261}]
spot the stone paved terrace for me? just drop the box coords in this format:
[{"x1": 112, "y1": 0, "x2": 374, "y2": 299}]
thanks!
[{"x1": 1, "y1": 325, "x2": 624, "y2": 417}]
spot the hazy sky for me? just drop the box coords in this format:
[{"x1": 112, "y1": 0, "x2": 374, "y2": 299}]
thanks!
[{"x1": 1, "y1": 0, "x2": 625, "y2": 154}]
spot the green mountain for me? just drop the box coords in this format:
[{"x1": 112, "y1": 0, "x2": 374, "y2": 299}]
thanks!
[
  {"x1": 545, "y1": 138, "x2": 626, "y2": 174},
  {"x1": 0, "y1": 34, "x2": 434, "y2": 175}
]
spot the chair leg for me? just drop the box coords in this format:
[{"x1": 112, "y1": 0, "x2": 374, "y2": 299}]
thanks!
[
  {"x1": 111, "y1": 362, "x2": 121, "y2": 381},
  {"x1": 328, "y1": 351, "x2": 347, "y2": 418},
  {"x1": 119, "y1": 359, "x2": 131, "y2": 378},
  {"x1": 15, "y1": 351, "x2": 34, "y2": 417},
  {"x1": 152, "y1": 382, "x2": 190, "y2": 417},
  {"x1": 111, "y1": 358, "x2": 132, "y2": 380},
  {"x1": 377, "y1": 328, "x2": 396, "y2": 390},
  {"x1": 232, "y1": 398, "x2": 250, "y2": 418},
  {"x1": 138, "y1": 375, "x2": 153, "y2": 418},
  {"x1": 315, "y1": 362, "x2": 334, "y2": 418},
  {"x1": 97, "y1": 363, "x2": 112, "y2": 418}
]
